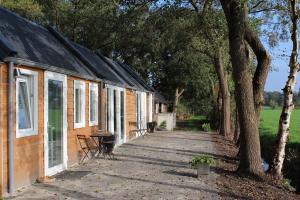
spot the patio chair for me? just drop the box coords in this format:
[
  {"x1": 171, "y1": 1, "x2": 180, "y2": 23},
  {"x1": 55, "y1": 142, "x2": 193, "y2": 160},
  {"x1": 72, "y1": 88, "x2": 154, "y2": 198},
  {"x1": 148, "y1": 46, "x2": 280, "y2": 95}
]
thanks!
[
  {"x1": 77, "y1": 135, "x2": 99, "y2": 163},
  {"x1": 102, "y1": 134, "x2": 116, "y2": 159}
]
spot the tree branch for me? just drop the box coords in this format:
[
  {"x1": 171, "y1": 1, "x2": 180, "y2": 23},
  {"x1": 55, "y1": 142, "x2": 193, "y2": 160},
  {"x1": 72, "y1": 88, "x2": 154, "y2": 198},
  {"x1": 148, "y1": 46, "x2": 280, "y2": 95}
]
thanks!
[
  {"x1": 178, "y1": 88, "x2": 185, "y2": 96},
  {"x1": 244, "y1": 27, "x2": 271, "y2": 115}
]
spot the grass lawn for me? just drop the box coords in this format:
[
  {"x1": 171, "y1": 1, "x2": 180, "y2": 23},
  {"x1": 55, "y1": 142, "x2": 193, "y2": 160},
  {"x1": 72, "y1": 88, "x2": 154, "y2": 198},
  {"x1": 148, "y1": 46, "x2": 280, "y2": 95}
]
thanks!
[
  {"x1": 189, "y1": 115, "x2": 207, "y2": 120},
  {"x1": 260, "y1": 108, "x2": 300, "y2": 143},
  {"x1": 175, "y1": 115, "x2": 208, "y2": 131},
  {"x1": 260, "y1": 108, "x2": 300, "y2": 191}
]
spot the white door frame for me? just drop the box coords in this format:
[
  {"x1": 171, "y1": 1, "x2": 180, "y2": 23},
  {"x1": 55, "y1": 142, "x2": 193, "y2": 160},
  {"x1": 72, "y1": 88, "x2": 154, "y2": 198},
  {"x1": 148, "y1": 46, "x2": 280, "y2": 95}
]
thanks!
[
  {"x1": 106, "y1": 85, "x2": 126, "y2": 145},
  {"x1": 148, "y1": 93, "x2": 153, "y2": 122},
  {"x1": 117, "y1": 88, "x2": 126, "y2": 145},
  {"x1": 44, "y1": 71, "x2": 68, "y2": 176}
]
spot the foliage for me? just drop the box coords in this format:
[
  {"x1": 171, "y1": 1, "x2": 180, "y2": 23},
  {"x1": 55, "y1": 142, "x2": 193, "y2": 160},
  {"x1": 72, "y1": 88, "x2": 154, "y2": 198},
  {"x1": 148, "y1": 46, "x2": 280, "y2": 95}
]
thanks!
[
  {"x1": 0, "y1": 0, "x2": 44, "y2": 22},
  {"x1": 1, "y1": 0, "x2": 223, "y2": 125},
  {"x1": 158, "y1": 121, "x2": 167, "y2": 129},
  {"x1": 189, "y1": 155, "x2": 216, "y2": 168},
  {"x1": 201, "y1": 123, "x2": 211, "y2": 132}
]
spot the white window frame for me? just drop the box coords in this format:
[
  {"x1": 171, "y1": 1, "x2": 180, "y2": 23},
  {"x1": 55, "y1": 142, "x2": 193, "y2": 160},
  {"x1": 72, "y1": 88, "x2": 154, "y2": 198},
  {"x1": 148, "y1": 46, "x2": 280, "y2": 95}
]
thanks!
[
  {"x1": 16, "y1": 69, "x2": 38, "y2": 138},
  {"x1": 74, "y1": 80, "x2": 86, "y2": 128},
  {"x1": 89, "y1": 83, "x2": 99, "y2": 126},
  {"x1": 148, "y1": 93, "x2": 153, "y2": 122}
]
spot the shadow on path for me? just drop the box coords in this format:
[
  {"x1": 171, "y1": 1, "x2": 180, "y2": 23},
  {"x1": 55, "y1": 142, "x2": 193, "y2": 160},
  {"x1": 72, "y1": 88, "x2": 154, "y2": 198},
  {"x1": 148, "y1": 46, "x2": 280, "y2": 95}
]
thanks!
[{"x1": 103, "y1": 173, "x2": 250, "y2": 200}]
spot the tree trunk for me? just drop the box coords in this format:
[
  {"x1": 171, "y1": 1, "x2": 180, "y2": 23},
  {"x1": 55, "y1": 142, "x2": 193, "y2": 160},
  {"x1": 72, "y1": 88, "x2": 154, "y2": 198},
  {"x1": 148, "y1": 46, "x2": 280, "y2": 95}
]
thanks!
[
  {"x1": 234, "y1": 105, "x2": 240, "y2": 146},
  {"x1": 173, "y1": 88, "x2": 184, "y2": 113},
  {"x1": 214, "y1": 48, "x2": 231, "y2": 138},
  {"x1": 220, "y1": 0, "x2": 263, "y2": 176},
  {"x1": 272, "y1": 0, "x2": 300, "y2": 178},
  {"x1": 244, "y1": 28, "x2": 271, "y2": 122}
]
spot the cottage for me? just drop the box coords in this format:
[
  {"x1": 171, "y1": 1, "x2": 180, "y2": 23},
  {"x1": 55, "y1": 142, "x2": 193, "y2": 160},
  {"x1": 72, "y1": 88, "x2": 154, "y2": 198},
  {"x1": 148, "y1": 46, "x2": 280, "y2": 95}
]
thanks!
[{"x1": 0, "y1": 8, "x2": 155, "y2": 196}]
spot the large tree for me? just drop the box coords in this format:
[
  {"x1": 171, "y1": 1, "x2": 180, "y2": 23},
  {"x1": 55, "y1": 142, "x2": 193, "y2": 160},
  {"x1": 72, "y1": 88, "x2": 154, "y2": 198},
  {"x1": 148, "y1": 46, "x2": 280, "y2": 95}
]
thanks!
[
  {"x1": 220, "y1": 0, "x2": 271, "y2": 176},
  {"x1": 272, "y1": 0, "x2": 300, "y2": 178}
]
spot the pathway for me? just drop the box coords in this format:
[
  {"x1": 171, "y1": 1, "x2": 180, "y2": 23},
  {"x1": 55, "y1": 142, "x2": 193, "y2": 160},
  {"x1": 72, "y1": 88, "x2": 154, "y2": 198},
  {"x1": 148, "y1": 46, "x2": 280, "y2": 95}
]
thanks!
[{"x1": 8, "y1": 131, "x2": 220, "y2": 200}]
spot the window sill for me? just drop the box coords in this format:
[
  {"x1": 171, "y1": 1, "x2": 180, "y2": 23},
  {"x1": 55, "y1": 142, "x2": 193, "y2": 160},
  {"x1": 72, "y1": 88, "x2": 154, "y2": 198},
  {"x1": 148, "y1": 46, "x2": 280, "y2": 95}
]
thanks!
[
  {"x1": 74, "y1": 123, "x2": 85, "y2": 129},
  {"x1": 89, "y1": 121, "x2": 98, "y2": 126},
  {"x1": 16, "y1": 130, "x2": 38, "y2": 138}
]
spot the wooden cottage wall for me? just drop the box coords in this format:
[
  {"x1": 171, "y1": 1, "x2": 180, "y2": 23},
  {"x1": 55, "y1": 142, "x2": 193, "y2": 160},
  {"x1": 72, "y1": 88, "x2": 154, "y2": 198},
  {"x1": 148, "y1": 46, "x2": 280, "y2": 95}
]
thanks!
[
  {"x1": 66, "y1": 77, "x2": 100, "y2": 165},
  {"x1": 0, "y1": 63, "x2": 7, "y2": 195},
  {"x1": 0, "y1": 65, "x2": 45, "y2": 193},
  {"x1": 0, "y1": 64, "x2": 104, "y2": 194},
  {"x1": 125, "y1": 89, "x2": 136, "y2": 140},
  {"x1": 99, "y1": 83, "x2": 106, "y2": 131}
]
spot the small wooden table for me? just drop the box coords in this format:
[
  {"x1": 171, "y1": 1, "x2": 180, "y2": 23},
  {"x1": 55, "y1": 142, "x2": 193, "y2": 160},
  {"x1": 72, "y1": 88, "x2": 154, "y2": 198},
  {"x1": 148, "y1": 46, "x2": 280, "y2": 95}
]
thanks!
[{"x1": 90, "y1": 131, "x2": 115, "y2": 158}]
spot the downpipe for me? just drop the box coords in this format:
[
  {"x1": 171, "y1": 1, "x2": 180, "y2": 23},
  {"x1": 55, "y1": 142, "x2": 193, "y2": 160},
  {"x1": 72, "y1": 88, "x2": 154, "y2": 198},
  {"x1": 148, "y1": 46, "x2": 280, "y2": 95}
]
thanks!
[{"x1": 8, "y1": 61, "x2": 14, "y2": 193}]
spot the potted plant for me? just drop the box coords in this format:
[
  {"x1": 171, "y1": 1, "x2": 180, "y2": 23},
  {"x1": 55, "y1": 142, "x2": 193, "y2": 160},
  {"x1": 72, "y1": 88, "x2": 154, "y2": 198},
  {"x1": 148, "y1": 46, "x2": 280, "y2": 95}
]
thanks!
[{"x1": 189, "y1": 155, "x2": 216, "y2": 178}]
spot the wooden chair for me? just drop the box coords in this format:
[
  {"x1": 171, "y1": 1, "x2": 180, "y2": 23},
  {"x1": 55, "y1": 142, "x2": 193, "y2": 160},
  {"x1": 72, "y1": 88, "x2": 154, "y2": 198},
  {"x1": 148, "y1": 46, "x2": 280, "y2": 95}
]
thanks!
[
  {"x1": 102, "y1": 135, "x2": 116, "y2": 159},
  {"x1": 77, "y1": 135, "x2": 99, "y2": 163}
]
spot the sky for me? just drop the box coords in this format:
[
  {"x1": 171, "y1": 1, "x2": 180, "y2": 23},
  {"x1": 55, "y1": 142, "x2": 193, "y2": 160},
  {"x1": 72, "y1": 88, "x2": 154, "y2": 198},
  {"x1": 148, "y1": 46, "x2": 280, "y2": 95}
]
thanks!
[{"x1": 263, "y1": 40, "x2": 300, "y2": 92}]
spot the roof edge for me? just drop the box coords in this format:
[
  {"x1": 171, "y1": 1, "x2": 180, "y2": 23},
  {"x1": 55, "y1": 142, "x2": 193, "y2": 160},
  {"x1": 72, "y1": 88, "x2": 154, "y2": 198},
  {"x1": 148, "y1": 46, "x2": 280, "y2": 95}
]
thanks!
[
  {"x1": 4, "y1": 57, "x2": 100, "y2": 81},
  {"x1": 117, "y1": 61, "x2": 154, "y2": 92}
]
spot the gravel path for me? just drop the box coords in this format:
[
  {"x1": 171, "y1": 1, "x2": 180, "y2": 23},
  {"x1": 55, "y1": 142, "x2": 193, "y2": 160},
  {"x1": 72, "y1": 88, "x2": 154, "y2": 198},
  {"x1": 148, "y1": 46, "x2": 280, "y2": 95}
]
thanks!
[{"x1": 8, "y1": 131, "x2": 220, "y2": 200}]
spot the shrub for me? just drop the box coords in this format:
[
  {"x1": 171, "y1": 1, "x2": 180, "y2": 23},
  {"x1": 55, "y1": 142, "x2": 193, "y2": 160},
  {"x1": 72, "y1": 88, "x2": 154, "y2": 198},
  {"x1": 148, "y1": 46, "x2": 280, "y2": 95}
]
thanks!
[
  {"x1": 189, "y1": 155, "x2": 216, "y2": 168},
  {"x1": 158, "y1": 121, "x2": 167, "y2": 129},
  {"x1": 202, "y1": 123, "x2": 211, "y2": 132}
]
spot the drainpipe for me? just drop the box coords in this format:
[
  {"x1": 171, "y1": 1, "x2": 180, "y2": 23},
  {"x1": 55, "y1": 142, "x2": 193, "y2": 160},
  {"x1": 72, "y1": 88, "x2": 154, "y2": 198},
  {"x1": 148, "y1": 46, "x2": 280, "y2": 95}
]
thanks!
[
  {"x1": 99, "y1": 82, "x2": 103, "y2": 130},
  {"x1": 8, "y1": 61, "x2": 14, "y2": 193}
]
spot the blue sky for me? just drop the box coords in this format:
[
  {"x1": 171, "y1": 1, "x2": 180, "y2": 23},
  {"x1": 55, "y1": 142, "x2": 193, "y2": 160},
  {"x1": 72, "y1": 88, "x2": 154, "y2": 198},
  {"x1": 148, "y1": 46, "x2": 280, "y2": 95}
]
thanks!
[{"x1": 264, "y1": 40, "x2": 300, "y2": 92}]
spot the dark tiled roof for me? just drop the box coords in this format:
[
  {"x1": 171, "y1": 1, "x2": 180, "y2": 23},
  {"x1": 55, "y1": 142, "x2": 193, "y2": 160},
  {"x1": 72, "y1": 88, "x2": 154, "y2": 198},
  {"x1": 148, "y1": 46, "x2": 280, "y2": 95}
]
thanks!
[
  {"x1": 117, "y1": 61, "x2": 154, "y2": 92},
  {"x1": 0, "y1": 8, "x2": 94, "y2": 78},
  {"x1": 155, "y1": 92, "x2": 169, "y2": 104},
  {"x1": 97, "y1": 53, "x2": 146, "y2": 90},
  {"x1": 70, "y1": 42, "x2": 127, "y2": 86}
]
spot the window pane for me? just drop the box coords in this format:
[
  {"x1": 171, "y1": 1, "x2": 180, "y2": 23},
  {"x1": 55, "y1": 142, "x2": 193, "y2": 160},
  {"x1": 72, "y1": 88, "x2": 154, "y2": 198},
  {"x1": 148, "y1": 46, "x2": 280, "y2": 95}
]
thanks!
[
  {"x1": 75, "y1": 88, "x2": 82, "y2": 123},
  {"x1": 18, "y1": 81, "x2": 32, "y2": 129},
  {"x1": 120, "y1": 91, "x2": 124, "y2": 139},
  {"x1": 106, "y1": 88, "x2": 109, "y2": 130},
  {"x1": 113, "y1": 90, "x2": 117, "y2": 133},
  {"x1": 90, "y1": 90, "x2": 96, "y2": 122}
]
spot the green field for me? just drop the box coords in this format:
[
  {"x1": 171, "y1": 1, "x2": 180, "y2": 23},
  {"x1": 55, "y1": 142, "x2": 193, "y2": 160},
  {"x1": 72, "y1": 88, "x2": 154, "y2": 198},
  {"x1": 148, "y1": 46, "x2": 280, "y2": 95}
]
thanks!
[
  {"x1": 260, "y1": 108, "x2": 300, "y2": 143},
  {"x1": 260, "y1": 108, "x2": 300, "y2": 191}
]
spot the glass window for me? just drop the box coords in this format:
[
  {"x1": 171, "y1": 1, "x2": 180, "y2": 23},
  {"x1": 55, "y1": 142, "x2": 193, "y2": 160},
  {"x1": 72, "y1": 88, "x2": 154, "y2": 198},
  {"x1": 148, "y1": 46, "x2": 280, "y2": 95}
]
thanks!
[
  {"x1": 16, "y1": 69, "x2": 38, "y2": 138},
  {"x1": 74, "y1": 80, "x2": 85, "y2": 128},
  {"x1": 89, "y1": 83, "x2": 98, "y2": 126},
  {"x1": 18, "y1": 79, "x2": 32, "y2": 129}
]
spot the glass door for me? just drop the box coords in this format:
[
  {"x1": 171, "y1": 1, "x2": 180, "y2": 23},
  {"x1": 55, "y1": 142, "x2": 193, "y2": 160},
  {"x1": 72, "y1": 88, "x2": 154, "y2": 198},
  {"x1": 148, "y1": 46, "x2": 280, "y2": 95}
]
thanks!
[
  {"x1": 44, "y1": 72, "x2": 67, "y2": 176},
  {"x1": 120, "y1": 90, "x2": 125, "y2": 142},
  {"x1": 48, "y1": 80, "x2": 63, "y2": 168}
]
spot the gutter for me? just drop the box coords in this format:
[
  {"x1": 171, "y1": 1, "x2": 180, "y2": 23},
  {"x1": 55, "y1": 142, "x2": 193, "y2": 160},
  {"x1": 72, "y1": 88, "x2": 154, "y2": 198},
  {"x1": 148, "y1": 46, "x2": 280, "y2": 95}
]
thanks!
[{"x1": 4, "y1": 57, "x2": 100, "y2": 81}]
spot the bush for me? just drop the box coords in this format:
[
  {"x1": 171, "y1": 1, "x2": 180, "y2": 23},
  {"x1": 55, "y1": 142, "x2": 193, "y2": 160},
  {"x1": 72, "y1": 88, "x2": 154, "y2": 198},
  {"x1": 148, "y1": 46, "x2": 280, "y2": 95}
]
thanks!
[
  {"x1": 189, "y1": 155, "x2": 216, "y2": 168},
  {"x1": 202, "y1": 123, "x2": 211, "y2": 132}
]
